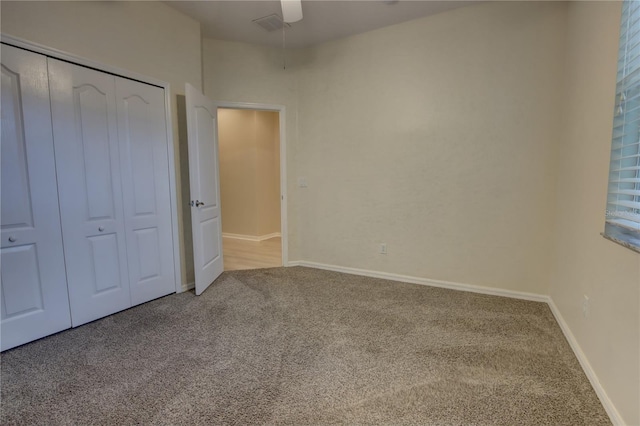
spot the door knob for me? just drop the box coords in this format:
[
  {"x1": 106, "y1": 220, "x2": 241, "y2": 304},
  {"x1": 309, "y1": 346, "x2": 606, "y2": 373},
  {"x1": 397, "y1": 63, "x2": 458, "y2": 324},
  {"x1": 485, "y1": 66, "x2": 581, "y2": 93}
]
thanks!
[
  {"x1": 8, "y1": 236, "x2": 16, "y2": 243},
  {"x1": 98, "y1": 226, "x2": 105, "y2": 232},
  {"x1": 196, "y1": 200, "x2": 204, "y2": 207}
]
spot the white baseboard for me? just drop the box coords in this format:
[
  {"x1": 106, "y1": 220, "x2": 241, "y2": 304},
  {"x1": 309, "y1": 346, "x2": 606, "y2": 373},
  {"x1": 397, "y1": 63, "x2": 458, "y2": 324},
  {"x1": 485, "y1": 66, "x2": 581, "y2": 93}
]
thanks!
[
  {"x1": 287, "y1": 260, "x2": 547, "y2": 302},
  {"x1": 547, "y1": 299, "x2": 624, "y2": 425},
  {"x1": 222, "y1": 232, "x2": 281, "y2": 242},
  {"x1": 286, "y1": 260, "x2": 623, "y2": 425}
]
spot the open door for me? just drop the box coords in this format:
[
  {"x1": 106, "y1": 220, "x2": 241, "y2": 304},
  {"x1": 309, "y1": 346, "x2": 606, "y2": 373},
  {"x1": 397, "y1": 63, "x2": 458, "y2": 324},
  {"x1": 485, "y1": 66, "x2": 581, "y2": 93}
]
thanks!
[{"x1": 185, "y1": 84, "x2": 223, "y2": 295}]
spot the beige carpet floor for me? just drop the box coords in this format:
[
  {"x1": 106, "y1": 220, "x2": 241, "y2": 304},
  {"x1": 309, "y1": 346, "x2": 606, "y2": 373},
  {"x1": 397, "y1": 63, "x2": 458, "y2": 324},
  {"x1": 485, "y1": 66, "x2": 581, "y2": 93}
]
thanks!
[{"x1": 1, "y1": 266, "x2": 609, "y2": 425}]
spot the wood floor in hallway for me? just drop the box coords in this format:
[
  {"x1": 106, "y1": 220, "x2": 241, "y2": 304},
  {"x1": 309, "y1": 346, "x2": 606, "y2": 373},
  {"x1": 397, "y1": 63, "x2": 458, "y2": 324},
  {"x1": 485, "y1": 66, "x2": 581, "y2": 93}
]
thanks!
[{"x1": 223, "y1": 236, "x2": 282, "y2": 271}]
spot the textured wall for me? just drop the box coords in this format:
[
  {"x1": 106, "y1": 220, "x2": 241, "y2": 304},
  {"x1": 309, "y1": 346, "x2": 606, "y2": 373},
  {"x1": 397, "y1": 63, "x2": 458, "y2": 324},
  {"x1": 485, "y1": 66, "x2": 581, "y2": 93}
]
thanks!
[
  {"x1": 218, "y1": 109, "x2": 280, "y2": 237},
  {"x1": 255, "y1": 110, "x2": 282, "y2": 236},
  {"x1": 294, "y1": 1, "x2": 566, "y2": 295},
  {"x1": 550, "y1": 2, "x2": 640, "y2": 424}
]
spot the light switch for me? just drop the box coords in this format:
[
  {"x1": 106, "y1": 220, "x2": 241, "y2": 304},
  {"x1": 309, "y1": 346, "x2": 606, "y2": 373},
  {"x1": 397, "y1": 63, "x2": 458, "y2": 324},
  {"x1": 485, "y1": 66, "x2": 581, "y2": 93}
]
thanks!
[{"x1": 298, "y1": 177, "x2": 308, "y2": 188}]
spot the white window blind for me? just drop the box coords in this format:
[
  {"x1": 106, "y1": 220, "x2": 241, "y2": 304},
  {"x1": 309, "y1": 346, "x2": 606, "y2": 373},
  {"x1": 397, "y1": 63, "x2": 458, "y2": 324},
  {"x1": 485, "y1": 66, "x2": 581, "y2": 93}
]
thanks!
[{"x1": 605, "y1": 0, "x2": 640, "y2": 250}]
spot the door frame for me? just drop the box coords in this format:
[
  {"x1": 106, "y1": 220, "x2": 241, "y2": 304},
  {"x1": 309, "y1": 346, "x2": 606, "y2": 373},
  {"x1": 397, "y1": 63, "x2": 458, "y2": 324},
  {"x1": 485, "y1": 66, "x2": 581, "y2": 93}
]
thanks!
[
  {"x1": 213, "y1": 101, "x2": 288, "y2": 266},
  {"x1": 1, "y1": 34, "x2": 184, "y2": 294}
]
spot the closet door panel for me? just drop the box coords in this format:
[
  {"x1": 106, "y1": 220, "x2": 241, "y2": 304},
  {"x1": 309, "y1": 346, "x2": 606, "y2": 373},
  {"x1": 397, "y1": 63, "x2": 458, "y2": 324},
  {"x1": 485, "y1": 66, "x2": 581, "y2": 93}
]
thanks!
[
  {"x1": 48, "y1": 58, "x2": 131, "y2": 327},
  {"x1": 115, "y1": 78, "x2": 174, "y2": 305},
  {"x1": 0, "y1": 45, "x2": 71, "y2": 351}
]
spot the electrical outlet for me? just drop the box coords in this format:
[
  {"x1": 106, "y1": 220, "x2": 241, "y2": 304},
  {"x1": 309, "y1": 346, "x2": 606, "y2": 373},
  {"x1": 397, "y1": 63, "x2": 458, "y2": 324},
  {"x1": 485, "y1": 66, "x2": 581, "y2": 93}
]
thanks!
[
  {"x1": 379, "y1": 243, "x2": 387, "y2": 255},
  {"x1": 582, "y1": 295, "x2": 590, "y2": 318}
]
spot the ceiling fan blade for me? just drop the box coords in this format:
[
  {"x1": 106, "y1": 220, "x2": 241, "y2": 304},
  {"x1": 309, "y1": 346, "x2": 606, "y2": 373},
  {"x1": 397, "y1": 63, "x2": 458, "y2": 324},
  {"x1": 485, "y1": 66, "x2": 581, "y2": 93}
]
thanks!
[{"x1": 281, "y1": 0, "x2": 303, "y2": 23}]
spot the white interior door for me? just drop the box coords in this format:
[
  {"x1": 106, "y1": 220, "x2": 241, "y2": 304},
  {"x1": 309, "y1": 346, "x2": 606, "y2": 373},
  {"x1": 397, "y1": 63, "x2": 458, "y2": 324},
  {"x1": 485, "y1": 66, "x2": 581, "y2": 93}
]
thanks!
[
  {"x1": 185, "y1": 83, "x2": 224, "y2": 295},
  {"x1": 0, "y1": 45, "x2": 72, "y2": 351},
  {"x1": 115, "y1": 77, "x2": 175, "y2": 306},
  {"x1": 48, "y1": 58, "x2": 131, "y2": 326}
]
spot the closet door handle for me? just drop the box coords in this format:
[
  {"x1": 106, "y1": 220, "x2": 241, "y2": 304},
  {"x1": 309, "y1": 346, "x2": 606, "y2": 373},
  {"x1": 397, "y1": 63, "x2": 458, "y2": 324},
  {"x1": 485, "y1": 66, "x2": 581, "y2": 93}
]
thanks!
[
  {"x1": 8, "y1": 236, "x2": 16, "y2": 243},
  {"x1": 98, "y1": 226, "x2": 105, "y2": 232}
]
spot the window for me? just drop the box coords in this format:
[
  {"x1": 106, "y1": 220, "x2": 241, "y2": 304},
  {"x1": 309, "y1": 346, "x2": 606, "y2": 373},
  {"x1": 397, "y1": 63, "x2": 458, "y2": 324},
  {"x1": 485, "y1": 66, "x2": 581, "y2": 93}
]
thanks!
[{"x1": 604, "y1": 0, "x2": 640, "y2": 252}]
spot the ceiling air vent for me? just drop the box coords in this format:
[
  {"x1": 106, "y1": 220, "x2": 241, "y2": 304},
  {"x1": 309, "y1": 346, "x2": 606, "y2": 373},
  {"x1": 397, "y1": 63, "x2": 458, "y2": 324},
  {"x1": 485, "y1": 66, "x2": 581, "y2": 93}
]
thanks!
[{"x1": 253, "y1": 14, "x2": 290, "y2": 32}]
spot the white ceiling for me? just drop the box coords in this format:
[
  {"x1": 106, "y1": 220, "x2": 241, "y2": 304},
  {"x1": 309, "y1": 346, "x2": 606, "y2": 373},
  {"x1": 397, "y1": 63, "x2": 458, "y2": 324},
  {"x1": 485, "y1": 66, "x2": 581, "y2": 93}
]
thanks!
[{"x1": 165, "y1": 1, "x2": 476, "y2": 48}]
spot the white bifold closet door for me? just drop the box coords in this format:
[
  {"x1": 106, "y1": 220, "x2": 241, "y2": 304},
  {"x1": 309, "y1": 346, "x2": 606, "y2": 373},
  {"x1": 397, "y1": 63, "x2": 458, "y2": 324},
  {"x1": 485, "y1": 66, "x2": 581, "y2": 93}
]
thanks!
[
  {"x1": 48, "y1": 59, "x2": 174, "y2": 327},
  {"x1": 115, "y1": 78, "x2": 175, "y2": 306},
  {"x1": 0, "y1": 45, "x2": 72, "y2": 351},
  {"x1": 48, "y1": 59, "x2": 131, "y2": 326}
]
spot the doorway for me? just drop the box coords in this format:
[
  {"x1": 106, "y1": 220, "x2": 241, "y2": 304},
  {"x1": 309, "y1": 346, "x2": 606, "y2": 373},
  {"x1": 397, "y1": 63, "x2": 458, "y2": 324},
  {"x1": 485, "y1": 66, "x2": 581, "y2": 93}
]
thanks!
[{"x1": 217, "y1": 106, "x2": 284, "y2": 271}]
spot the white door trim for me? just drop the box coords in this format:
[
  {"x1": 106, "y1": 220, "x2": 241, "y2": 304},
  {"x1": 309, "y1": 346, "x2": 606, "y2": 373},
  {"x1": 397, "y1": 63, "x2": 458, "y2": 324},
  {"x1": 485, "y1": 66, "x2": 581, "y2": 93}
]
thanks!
[
  {"x1": 1, "y1": 34, "x2": 183, "y2": 294},
  {"x1": 213, "y1": 101, "x2": 289, "y2": 266}
]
